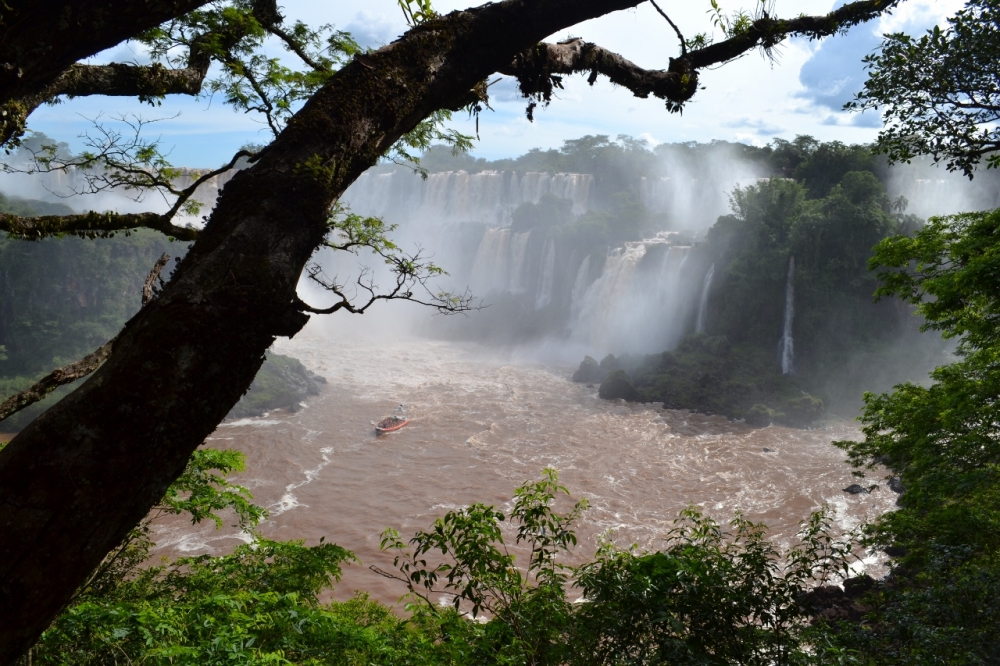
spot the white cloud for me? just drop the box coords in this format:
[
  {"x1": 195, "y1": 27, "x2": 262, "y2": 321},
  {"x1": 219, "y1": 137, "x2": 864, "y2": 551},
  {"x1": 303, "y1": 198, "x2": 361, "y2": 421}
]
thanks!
[{"x1": 21, "y1": 0, "x2": 969, "y2": 167}]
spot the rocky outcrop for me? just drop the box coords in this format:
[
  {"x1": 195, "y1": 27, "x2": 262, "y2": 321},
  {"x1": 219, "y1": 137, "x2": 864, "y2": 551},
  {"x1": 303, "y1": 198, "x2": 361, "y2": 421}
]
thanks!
[
  {"x1": 227, "y1": 354, "x2": 326, "y2": 419},
  {"x1": 572, "y1": 355, "x2": 605, "y2": 383},
  {"x1": 599, "y1": 369, "x2": 639, "y2": 401},
  {"x1": 798, "y1": 575, "x2": 875, "y2": 623}
]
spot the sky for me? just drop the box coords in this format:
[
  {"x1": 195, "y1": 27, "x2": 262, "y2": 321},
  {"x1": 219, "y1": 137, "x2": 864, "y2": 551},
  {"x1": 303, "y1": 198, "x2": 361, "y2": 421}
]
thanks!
[{"x1": 25, "y1": 0, "x2": 965, "y2": 167}]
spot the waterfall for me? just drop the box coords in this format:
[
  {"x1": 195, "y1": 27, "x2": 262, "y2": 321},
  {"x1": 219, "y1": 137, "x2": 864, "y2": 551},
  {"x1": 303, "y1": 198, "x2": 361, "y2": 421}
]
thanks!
[
  {"x1": 468, "y1": 228, "x2": 534, "y2": 295},
  {"x1": 695, "y1": 264, "x2": 715, "y2": 334},
  {"x1": 535, "y1": 240, "x2": 556, "y2": 309},
  {"x1": 569, "y1": 256, "x2": 592, "y2": 321},
  {"x1": 571, "y1": 236, "x2": 699, "y2": 353},
  {"x1": 779, "y1": 256, "x2": 795, "y2": 374},
  {"x1": 341, "y1": 169, "x2": 593, "y2": 228}
]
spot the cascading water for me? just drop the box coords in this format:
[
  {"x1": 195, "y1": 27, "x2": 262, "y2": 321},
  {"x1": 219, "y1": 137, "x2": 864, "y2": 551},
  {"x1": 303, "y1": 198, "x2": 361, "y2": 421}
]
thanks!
[
  {"x1": 779, "y1": 256, "x2": 795, "y2": 374},
  {"x1": 340, "y1": 169, "x2": 593, "y2": 228},
  {"x1": 569, "y1": 256, "x2": 592, "y2": 321},
  {"x1": 535, "y1": 240, "x2": 556, "y2": 309},
  {"x1": 571, "y1": 236, "x2": 699, "y2": 354},
  {"x1": 695, "y1": 264, "x2": 715, "y2": 334},
  {"x1": 468, "y1": 228, "x2": 533, "y2": 295}
]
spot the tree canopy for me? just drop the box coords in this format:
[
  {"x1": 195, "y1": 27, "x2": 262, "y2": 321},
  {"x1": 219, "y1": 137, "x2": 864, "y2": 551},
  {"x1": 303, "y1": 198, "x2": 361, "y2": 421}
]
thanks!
[{"x1": 850, "y1": 0, "x2": 1000, "y2": 176}]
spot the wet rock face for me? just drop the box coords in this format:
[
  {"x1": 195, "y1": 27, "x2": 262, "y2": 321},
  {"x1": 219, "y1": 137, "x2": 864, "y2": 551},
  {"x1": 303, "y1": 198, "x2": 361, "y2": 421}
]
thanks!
[
  {"x1": 227, "y1": 354, "x2": 326, "y2": 419},
  {"x1": 599, "y1": 369, "x2": 639, "y2": 401},
  {"x1": 798, "y1": 576, "x2": 875, "y2": 623},
  {"x1": 572, "y1": 355, "x2": 605, "y2": 383}
]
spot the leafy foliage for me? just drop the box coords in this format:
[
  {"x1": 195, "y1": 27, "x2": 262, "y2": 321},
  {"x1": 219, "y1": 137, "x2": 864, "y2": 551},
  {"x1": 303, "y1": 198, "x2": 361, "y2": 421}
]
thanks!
[
  {"x1": 849, "y1": 0, "x2": 1000, "y2": 176},
  {"x1": 23, "y1": 447, "x2": 447, "y2": 666},
  {"x1": 574, "y1": 509, "x2": 851, "y2": 666},
  {"x1": 381, "y1": 470, "x2": 856, "y2": 666},
  {"x1": 830, "y1": 207, "x2": 1000, "y2": 662},
  {"x1": 380, "y1": 469, "x2": 585, "y2": 664}
]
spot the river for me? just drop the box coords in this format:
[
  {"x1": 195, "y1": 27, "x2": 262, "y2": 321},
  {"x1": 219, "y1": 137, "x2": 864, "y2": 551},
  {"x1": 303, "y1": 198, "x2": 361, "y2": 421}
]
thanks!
[{"x1": 151, "y1": 316, "x2": 895, "y2": 606}]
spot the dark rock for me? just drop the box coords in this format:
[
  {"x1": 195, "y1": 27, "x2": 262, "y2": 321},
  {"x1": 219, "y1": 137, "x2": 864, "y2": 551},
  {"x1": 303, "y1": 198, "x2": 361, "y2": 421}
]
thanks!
[
  {"x1": 888, "y1": 476, "x2": 903, "y2": 494},
  {"x1": 843, "y1": 483, "x2": 878, "y2": 495},
  {"x1": 586, "y1": 384, "x2": 594, "y2": 388},
  {"x1": 599, "y1": 369, "x2": 639, "y2": 401},
  {"x1": 599, "y1": 353, "x2": 620, "y2": 370},
  {"x1": 227, "y1": 353, "x2": 324, "y2": 419},
  {"x1": 762, "y1": 447, "x2": 775, "y2": 453},
  {"x1": 572, "y1": 355, "x2": 605, "y2": 383},
  {"x1": 884, "y1": 545, "x2": 907, "y2": 557},
  {"x1": 843, "y1": 575, "x2": 876, "y2": 598},
  {"x1": 797, "y1": 584, "x2": 866, "y2": 622}
]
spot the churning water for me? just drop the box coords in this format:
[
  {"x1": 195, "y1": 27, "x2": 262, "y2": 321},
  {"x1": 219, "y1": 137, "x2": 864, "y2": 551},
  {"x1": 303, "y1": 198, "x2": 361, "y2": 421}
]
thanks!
[{"x1": 151, "y1": 319, "x2": 895, "y2": 607}]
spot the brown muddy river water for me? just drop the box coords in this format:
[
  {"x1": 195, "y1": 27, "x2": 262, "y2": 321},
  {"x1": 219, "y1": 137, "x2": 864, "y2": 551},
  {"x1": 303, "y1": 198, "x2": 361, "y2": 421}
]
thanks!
[{"x1": 152, "y1": 319, "x2": 895, "y2": 607}]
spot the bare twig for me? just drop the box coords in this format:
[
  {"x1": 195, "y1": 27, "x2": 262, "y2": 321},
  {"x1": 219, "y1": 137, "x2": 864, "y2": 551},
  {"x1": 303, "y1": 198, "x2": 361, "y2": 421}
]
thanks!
[{"x1": 648, "y1": 0, "x2": 687, "y2": 57}]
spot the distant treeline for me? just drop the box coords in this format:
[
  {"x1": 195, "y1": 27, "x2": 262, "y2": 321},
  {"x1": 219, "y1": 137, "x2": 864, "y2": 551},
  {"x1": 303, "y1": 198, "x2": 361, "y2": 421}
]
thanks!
[{"x1": 415, "y1": 133, "x2": 1000, "y2": 209}]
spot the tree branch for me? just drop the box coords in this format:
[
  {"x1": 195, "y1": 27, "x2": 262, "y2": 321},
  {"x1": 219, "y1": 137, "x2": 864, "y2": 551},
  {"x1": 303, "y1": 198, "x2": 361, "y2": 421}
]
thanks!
[
  {"x1": 50, "y1": 62, "x2": 208, "y2": 101},
  {"x1": 143, "y1": 253, "x2": 172, "y2": 306},
  {"x1": 0, "y1": 0, "x2": 215, "y2": 146},
  {"x1": 686, "y1": 0, "x2": 902, "y2": 69},
  {"x1": 502, "y1": 0, "x2": 902, "y2": 115},
  {"x1": 0, "y1": 342, "x2": 112, "y2": 424},
  {"x1": 649, "y1": 0, "x2": 687, "y2": 57},
  {"x1": 0, "y1": 211, "x2": 199, "y2": 241}
]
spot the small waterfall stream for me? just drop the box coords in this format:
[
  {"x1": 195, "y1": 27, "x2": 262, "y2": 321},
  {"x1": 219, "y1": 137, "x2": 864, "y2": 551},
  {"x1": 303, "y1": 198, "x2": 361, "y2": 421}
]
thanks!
[
  {"x1": 695, "y1": 263, "x2": 715, "y2": 333},
  {"x1": 779, "y1": 256, "x2": 795, "y2": 374},
  {"x1": 535, "y1": 240, "x2": 556, "y2": 309}
]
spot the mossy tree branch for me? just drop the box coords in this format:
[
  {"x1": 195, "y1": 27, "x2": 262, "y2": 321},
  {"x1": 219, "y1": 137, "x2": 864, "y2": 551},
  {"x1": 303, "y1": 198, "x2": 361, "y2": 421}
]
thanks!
[
  {"x1": 501, "y1": 0, "x2": 903, "y2": 116},
  {"x1": 0, "y1": 211, "x2": 199, "y2": 241}
]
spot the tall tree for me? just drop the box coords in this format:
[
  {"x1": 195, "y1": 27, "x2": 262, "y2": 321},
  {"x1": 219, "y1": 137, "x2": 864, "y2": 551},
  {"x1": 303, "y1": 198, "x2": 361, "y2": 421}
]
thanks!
[
  {"x1": 849, "y1": 0, "x2": 1000, "y2": 176},
  {"x1": 0, "y1": 0, "x2": 900, "y2": 661}
]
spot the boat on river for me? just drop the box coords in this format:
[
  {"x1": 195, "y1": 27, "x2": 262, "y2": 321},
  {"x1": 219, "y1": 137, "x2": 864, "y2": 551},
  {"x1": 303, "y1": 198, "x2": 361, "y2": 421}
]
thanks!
[
  {"x1": 375, "y1": 416, "x2": 410, "y2": 434},
  {"x1": 375, "y1": 405, "x2": 410, "y2": 434}
]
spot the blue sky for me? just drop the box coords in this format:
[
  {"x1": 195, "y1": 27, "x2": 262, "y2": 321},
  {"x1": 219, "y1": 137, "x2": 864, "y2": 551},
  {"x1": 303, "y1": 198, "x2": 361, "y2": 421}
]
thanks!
[{"x1": 25, "y1": 0, "x2": 963, "y2": 166}]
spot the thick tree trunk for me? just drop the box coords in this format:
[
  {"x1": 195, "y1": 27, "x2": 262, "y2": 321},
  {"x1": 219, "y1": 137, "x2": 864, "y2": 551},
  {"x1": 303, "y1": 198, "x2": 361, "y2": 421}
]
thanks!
[{"x1": 0, "y1": 0, "x2": 643, "y2": 659}]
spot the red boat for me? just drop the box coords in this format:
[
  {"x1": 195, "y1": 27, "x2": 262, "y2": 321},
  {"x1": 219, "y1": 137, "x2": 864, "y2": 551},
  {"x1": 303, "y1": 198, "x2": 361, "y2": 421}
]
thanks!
[{"x1": 375, "y1": 415, "x2": 410, "y2": 434}]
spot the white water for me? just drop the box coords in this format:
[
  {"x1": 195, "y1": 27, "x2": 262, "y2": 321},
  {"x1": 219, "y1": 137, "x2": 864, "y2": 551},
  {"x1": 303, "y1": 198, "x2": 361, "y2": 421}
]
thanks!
[
  {"x1": 341, "y1": 170, "x2": 593, "y2": 228},
  {"x1": 780, "y1": 257, "x2": 795, "y2": 375},
  {"x1": 469, "y1": 228, "x2": 534, "y2": 295},
  {"x1": 570, "y1": 236, "x2": 698, "y2": 354},
  {"x1": 569, "y1": 255, "x2": 592, "y2": 322},
  {"x1": 696, "y1": 263, "x2": 715, "y2": 334},
  {"x1": 151, "y1": 320, "x2": 894, "y2": 607},
  {"x1": 535, "y1": 240, "x2": 556, "y2": 309}
]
